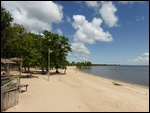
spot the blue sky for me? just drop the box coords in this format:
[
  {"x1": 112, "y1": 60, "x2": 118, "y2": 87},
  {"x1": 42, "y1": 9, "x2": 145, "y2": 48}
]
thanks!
[{"x1": 2, "y1": 1, "x2": 149, "y2": 65}]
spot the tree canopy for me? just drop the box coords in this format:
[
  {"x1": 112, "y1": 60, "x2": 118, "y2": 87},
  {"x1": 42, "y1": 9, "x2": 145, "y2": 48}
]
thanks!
[
  {"x1": 1, "y1": 7, "x2": 72, "y2": 74},
  {"x1": 76, "y1": 61, "x2": 92, "y2": 69}
]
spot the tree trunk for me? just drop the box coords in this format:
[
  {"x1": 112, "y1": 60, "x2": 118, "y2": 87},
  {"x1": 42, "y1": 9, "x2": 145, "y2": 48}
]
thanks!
[
  {"x1": 3, "y1": 63, "x2": 10, "y2": 76},
  {"x1": 6, "y1": 64, "x2": 10, "y2": 76},
  {"x1": 27, "y1": 66, "x2": 30, "y2": 73},
  {"x1": 35, "y1": 66, "x2": 37, "y2": 73},
  {"x1": 64, "y1": 69, "x2": 66, "y2": 75},
  {"x1": 24, "y1": 67, "x2": 27, "y2": 72},
  {"x1": 56, "y1": 68, "x2": 60, "y2": 73},
  {"x1": 46, "y1": 68, "x2": 48, "y2": 74},
  {"x1": 18, "y1": 64, "x2": 20, "y2": 71},
  {"x1": 3, "y1": 63, "x2": 7, "y2": 74},
  {"x1": 42, "y1": 67, "x2": 45, "y2": 74}
]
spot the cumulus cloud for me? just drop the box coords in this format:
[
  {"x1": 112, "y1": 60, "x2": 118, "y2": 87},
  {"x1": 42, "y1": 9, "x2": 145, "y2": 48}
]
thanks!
[
  {"x1": 71, "y1": 42, "x2": 90, "y2": 57},
  {"x1": 72, "y1": 15, "x2": 113, "y2": 44},
  {"x1": 85, "y1": 1, "x2": 99, "y2": 8},
  {"x1": 71, "y1": 14, "x2": 113, "y2": 62},
  {"x1": 56, "y1": 28, "x2": 63, "y2": 36},
  {"x1": 128, "y1": 52, "x2": 149, "y2": 64},
  {"x1": 70, "y1": 42, "x2": 91, "y2": 62},
  {"x1": 1, "y1": 1, "x2": 63, "y2": 33},
  {"x1": 99, "y1": 1, "x2": 119, "y2": 28},
  {"x1": 72, "y1": 15, "x2": 86, "y2": 29}
]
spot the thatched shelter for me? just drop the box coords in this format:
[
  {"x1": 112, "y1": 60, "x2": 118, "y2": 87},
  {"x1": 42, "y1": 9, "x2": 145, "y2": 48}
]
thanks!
[
  {"x1": 1, "y1": 58, "x2": 20, "y2": 111},
  {"x1": 1, "y1": 58, "x2": 17, "y2": 76},
  {"x1": 1, "y1": 58, "x2": 16, "y2": 64},
  {"x1": 9, "y1": 57, "x2": 22, "y2": 62}
]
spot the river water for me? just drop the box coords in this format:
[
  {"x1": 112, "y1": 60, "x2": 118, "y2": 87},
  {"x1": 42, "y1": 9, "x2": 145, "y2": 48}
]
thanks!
[{"x1": 79, "y1": 65, "x2": 149, "y2": 86}]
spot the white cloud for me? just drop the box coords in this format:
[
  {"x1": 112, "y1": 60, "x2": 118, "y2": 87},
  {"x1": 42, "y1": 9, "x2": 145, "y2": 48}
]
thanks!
[
  {"x1": 119, "y1": 1, "x2": 145, "y2": 4},
  {"x1": 72, "y1": 15, "x2": 86, "y2": 29},
  {"x1": 85, "y1": 1, "x2": 99, "y2": 8},
  {"x1": 84, "y1": 1, "x2": 120, "y2": 28},
  {"x1": 72, "y1": 15, "x2": 113, "y2": 44},
  {"x1": 56, "y1": 28, "x2": 63, "y2": 36},
  {"x1": 142, "y1": 52, "x2": 149, "y2": 56},
  {"x1": 71, "y1": 42, "x2": 90, "y2": 57},
  {"x1": 99, "y1": 1, "x2": 119, "y2": 28},
  {"x1": 71, "y1": 14, "x2": 113, "y2": 62},
  {"x1": 71, "y1": 42, "x2": 91, "y2": 62},
  {"x1": 128, "y1": 52, "x2": 149, "y2": 65},
  {"x1": 1, "y1": 1, "x2": 63, "y2": 33}
]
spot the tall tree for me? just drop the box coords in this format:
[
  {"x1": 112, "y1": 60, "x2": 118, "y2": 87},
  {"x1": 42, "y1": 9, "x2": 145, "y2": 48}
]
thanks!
[
  {"x1": 2, "y1": 23, "x2": 25, "y2": 58},
  {"x1": 1, "y1": 7, "x2": 14, "y2": 57},
  {"x1": 18, "y1": 33, "x2": 43, "y2": 73},
  {"x1": 42, "y1": 30, "x2": 72, "y2": 74},
  {"x1": 1, "y1": 7, "x2": 72, "y2": 75},
  {"x1": 1, "y1": 7, "x2": 13, "y2": 34}
]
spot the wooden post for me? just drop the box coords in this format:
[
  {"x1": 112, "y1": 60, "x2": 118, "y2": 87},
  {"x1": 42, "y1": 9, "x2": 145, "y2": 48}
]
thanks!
[
  {"x1": 59, "y1": 69, "x2": 62, "y2": 81},
  {"x1": 48, "y1": 49, "x2": 50, "y2": 81},
  {"x1": 6, "y1": 63, "x2": 10, "y2": 76},
  {"x1": 19, "y1": 58, "x2": 22, "y2": 84}
]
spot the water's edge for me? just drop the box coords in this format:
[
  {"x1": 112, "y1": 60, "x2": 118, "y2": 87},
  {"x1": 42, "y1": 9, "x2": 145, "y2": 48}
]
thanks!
[{"x1": 77, "y1": 65, "x2": 149, "y2": 87}]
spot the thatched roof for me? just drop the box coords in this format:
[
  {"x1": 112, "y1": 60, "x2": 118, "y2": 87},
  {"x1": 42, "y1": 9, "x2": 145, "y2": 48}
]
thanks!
[
  {"x1": 9, "y1": 57, "x2": 22, "y2": 62},
  {"x1": 1, "y1": 58, "x2": 16, "y2": 64}
]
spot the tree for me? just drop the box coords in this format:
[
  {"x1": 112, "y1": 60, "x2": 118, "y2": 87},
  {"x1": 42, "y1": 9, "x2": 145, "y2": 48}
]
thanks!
[
  {"x1": 70, "y1": 61, "x2": 76, "y2": 66},
  {"x1": 76, "y1": 61, "x2": 92, "y2": 69},
  {"x1": 1, "y1": 7, "x2": 26, "y2": 73},
  {"x1": 42, "y1": 30, "x2": 72, "y2": 74},
  {"x1": 20, "y1": 33, "x2": 42, "y2": 72},
  {"x1": 2, "y1": 24, "x2": 25, "y2": 58},
  {"x1": 1, "y1": 7, "x2": 13, "y2": 34},
  {"x1": 1, "y1": 7, "x2": 14, "y2": 57},
  {"x1": 1, "y1": 7, "x2": 72, "y2": 75},
  {"x1": 86, "y1": 61, "x2": 92, "y2": 68}
]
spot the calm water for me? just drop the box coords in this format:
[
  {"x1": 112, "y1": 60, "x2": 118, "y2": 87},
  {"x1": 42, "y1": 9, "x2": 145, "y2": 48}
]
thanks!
[{"x1": 79, "y1": 65, "x2": 149, "y2": 86}]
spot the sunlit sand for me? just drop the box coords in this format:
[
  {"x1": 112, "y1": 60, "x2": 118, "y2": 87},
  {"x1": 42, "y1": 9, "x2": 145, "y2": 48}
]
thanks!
[{"x1": 5, "y1": 66, "x2": 149, "y2": 112}]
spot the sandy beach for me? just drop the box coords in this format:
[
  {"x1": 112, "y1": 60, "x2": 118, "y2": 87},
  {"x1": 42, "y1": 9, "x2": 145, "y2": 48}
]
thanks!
[{"x1": 4, "y1": 66, "x2": 149, "y2": 112}]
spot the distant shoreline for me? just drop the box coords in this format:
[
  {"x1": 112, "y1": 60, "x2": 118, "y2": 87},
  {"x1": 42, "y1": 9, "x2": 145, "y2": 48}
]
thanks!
[
  {"x1": 75, "y1": 66, "x2": 149, "y2": 89},
  {"x1": 76, "y1": 65, "x2": 149, "y2": 87}
]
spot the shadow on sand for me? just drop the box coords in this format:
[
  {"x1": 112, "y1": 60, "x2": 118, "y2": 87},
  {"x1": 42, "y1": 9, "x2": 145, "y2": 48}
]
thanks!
[{"x1": 20, "y1": 70, "x2": 66, "y2": 79}]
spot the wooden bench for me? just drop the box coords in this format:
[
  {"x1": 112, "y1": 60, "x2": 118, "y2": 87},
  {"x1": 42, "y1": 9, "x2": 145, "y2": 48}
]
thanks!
[{"x1": 18, "y1": 84, "x2": 29, "y2": 93}]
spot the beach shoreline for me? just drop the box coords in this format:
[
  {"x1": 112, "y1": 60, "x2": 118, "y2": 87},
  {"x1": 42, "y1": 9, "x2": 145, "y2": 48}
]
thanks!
[
  {"x1": 4, "y1": 66, "x2": 149, "y2": 112},
  {"x1": 75, "y1": 66, "x2": 149, "y2": 89},
  {"x1": 75, "y1": 66, "x2": 149, "y2": 87}
]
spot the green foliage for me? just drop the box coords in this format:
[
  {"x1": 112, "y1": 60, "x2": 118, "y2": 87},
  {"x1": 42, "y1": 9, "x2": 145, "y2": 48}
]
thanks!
[
  {"x1": 1, "y1": 7, "x2": 72, "y2": 74},
  {"x1": 76, "y1": 61, "x2": 92, "y2": 69},
  {"x1": 21, "y1": 33, "x2": 43, "y2": 68},
  {"x1": 1, "y1": 7, "x2": 14, "y2": 58},
  {"x1": 1, "y1": 7, "x2": 13, "y2": 32},
  {"x1": 70, "y1": 61, "x2": 76, "y2": 66},
  {"x1": 2, "y1": 23, "x2": 25, "y2": 58},
  {"x1": 43, "y1": 30, "x2": 72, "y2": 72}
]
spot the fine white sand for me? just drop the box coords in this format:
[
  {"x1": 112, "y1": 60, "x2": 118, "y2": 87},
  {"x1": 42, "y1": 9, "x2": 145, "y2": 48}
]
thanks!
[{"x1": 5, "y1": 66, "x2": 149, "y2": 112}]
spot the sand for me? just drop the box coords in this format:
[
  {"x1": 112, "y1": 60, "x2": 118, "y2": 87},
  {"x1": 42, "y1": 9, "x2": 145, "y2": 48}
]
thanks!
[{"x1": 4, "y1": 66, "x2": 149, "y2": 112}]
